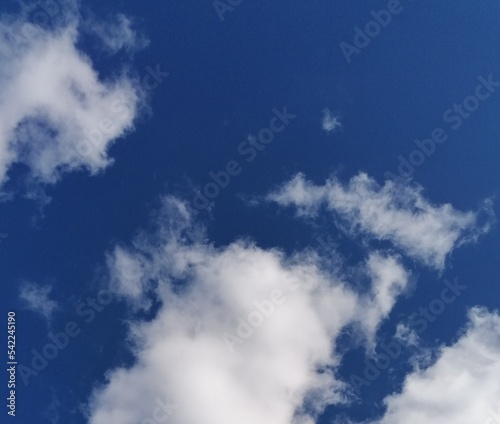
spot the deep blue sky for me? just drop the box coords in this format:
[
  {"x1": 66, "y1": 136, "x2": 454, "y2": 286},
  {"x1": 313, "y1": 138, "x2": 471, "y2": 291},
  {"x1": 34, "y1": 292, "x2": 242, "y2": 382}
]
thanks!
[{"x1": 1, "y1": 1, "x2": 500, "y2": 423}]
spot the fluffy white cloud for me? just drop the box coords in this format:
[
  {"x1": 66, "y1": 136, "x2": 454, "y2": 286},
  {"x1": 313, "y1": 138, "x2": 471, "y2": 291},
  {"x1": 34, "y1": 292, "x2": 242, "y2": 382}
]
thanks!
[
  {"x1": 0, "y1": 3, "x2": 144, "y2": 186},
  {"x1": 322, "y1": 108, "x2": 341, "y2": 133},
  {"x1": 267, "y1": 173, "x2": 493, "y2": 269},
  {"x1": 363, "y1": 307, "x2": 500, "y2": 424},
  {"x1": 87, "y1": 197, "x2": 410, "y2": 424},
  {"x1": 19, "y1": 281, "x2": 58, "y2": 321},
  {"x1": 88, "y1": 172, "x2": 494, "y2": 424}
]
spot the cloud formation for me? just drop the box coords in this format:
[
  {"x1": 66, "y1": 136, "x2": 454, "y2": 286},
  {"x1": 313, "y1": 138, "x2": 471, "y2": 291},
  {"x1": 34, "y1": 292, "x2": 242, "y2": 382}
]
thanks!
[
  {"x1": 88, "y1": 13, "x2": 149, "y2": 54},
  {"x1": 267, "y1": 173, "x2": 493, "y2": 269},
  {"x1": 88, "y1": 197, "x2": 410, "y2": 424},
  {"x1": 0, "y1": 3, "x2": 144, "y2": 186},
  {"x1": 363, "y1": 307, "x2": 500, "y2": 424},
  {"x1": 19, "y1": 281, "x2": 58, "y2": 321},
  {"x1": 322, "y1": 108, "x2": 341, "y2": 133},
  {"x1": 87, "y1": 173, "x2": 495, "y2": 424}
]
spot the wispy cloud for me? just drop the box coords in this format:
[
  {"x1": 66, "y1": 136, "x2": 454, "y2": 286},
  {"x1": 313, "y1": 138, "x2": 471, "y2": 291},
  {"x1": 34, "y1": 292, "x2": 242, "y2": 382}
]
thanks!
[
  {"x1": 322, "y1": 108, "x2": 342, "y2": 133},
  {"x1": 267, "y1": 173, "x2": 494, "y2": 269},
  {"x1": 19, "y1": 281, "x2": 58, "y2": 321},
  {"x1": 394, "y1": 322, "x2": 420, "y2": 347},
  {"x1": 87, "y1": 13, "x2": 149, "y2": 54}
]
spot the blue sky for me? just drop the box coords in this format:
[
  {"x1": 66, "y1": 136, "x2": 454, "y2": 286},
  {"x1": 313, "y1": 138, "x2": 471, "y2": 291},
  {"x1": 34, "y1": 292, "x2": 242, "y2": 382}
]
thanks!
[{"x1": 1, "y1": 0, "x2": 500, "y2": 423}]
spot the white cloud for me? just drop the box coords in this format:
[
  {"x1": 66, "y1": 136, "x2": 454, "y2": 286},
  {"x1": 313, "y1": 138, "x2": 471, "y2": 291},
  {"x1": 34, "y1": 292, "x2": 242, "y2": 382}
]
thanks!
[
  {"x1": 87, "y1": 197, "x2": 410, "y2": 424},
  {"x1": 19, "y1": 281, "x2": 58, "y2": 321},
  {"x1": 357, "y1": 253, "x2": 409, "y2": 348},
  {"x1": 0, "y1": 4, "x2": 145, "y2": 186},
  {"x1": 267, "y1": 173, "x2": 493, "y2": 269},
  {"x1": 322, "y1": 108, "x2": 341, "y2": 133},
  {"x1": 106, "y1": 245, "x2": 149, "y2": 309},
  {"x1": 87, "y1": 174, "x2": 493, "y2": 424},
  {"x1": 394, "y1": 322, "x2": 420, "y2": 347},
  {"x1": 363, "y1": 307, "x2": 500, "y2": 424},
  {"x1": 88, "y1": 13, "x2": 149, "y2": 54}
]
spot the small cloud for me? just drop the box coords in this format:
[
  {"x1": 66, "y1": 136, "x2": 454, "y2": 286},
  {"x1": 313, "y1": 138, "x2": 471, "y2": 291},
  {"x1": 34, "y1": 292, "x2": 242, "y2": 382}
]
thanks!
[
  {"x1": 43, "y1": 390, "x2": 61, "y2": 424},
  {"x1": 88, "y1": 13, "x2": 149, "y2": 54},
  {"x1": 19, "y1": 282, "x2": 58, "y2": 321},
  {"x1": 395, "y1": 322, "x2": 420, "y2": 347},
  {"x1": 322, "y1": 108, "x2": 342, "y2": 133}
]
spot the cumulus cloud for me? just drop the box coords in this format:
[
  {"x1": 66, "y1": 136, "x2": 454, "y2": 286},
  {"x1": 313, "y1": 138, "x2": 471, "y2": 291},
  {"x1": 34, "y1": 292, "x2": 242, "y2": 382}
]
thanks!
[
  {"x1": 19, "y1": 281, "x2": 58, "y2": 321},
  {"x1": 0, "y1": 2, "x2": 145, "y2": 186},
  {"x1": 267, "y1": 173, "x2": 494, "y2": 269},
  {"x1": 87, "y1": 197, "x2": 410, "y2": 424},
  {"x1": 322, "y1": 108, "x2": 341, "y2": 133},
  {"x1": 87, "y1": 173, "x2": 494, "y2": 424},
  {"x1": 363, "y1": 307, "x2": 500, "y2": 424}
]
